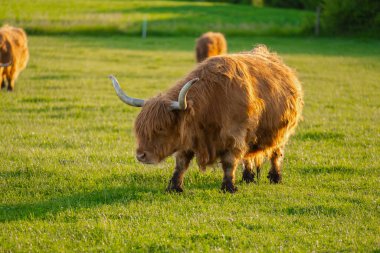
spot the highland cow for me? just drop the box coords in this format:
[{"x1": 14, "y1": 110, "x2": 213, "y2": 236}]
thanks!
[
  {"x1": 195, "y1": 32, "x2": 227, "y2": 63},
  {"x1": 0, "y1": 25, "x2": 29, "y2": 91},
  {"x1": 109, "y1": 45, "x2": 303, "y2": 193}
]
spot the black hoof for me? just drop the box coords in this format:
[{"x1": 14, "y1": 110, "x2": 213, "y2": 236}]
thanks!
[
  {"x1": 166, "y1": 180, "x2": 184, "y2": 193},
  {"x1": 221, "y1": 181, "x2": 238, "y2": 193},
  {"x1": 267, "y1": 171, "x2": 282, "y2": 184},
  {"x1": 242, "y1": 170, "x2": 255, "y2": 184}
]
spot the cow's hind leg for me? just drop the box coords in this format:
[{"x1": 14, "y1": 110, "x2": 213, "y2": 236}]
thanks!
[
  {"x1": 242, "y1": 158, "x2": 255, "y2": 183},
  {"x1": 7, "y1": 69, "x2": 19, "y2": 91},
  {"x1": 166, "y1": 150, "x2": 194, "y2": 193},
  {"x1": 0, "y1": 70, "x2": 5, "y2": 89},
  {"x1": 221, "y1": 151, "x2": 239, "y2": 193},
  {"x1": 255, "y1": 154, "x2": 264, "y2": 182},
  {"x1": 267, "y1": 146, "x2": 284, "y2": 183},
  {"x1": 0, "y1": 78, "x2": 5, "y2": 90},
  {"x1": 7, "y1": 75, "x2": 15, "y2": 91},
  {"x1": 242, "y1": 154, "x2": 264, "y2": 183}
]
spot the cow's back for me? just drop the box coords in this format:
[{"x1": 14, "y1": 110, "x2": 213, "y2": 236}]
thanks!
[{"x1": 168, "y1": 49, "x2": 303, "y2": 165}]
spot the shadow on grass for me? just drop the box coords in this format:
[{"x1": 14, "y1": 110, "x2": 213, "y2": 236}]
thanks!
[
  {"x1": 0, "y1": 170, "x2": 225, "y2": 223},
  {"x1": 0, "y1": 171, "x2": 169, "y2": 223},
  {"x1": 0, "y1": 184, "x2": 163, "y2": 223},
  {"x1": 34, "y1": 34, "x2": 380, "y2": 60}
]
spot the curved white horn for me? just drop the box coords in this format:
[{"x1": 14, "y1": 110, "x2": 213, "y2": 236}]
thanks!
[
  {"x1": 170, "y1": 78, "x2": 199, "y2": 110},
  {"x1": 109, "y1": 75, "x2": 145, "y2": 107}
]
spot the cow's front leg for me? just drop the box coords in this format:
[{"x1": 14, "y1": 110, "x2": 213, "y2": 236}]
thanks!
[
  {"x1": 0, "y1": 72, "x2": 5, "y2": 89},
  {"x1": 7, "y1": 76, "x2": 15, "y2": 91},
  {"x1": 268, "y1": 146, "x2": 284, "y2": 183},
  {"x1": 221, "y1": 152, "x2": 239, "y2": 193},
  {"x1": 166, "y1": 150, "x2": 194, "y2": 193},
  {"x1": 242, "y1": 158, "x2": 255, "y2": 183}
]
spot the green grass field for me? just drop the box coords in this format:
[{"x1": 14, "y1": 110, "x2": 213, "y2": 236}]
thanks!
[
  {"x1": 1, "y1": 0, "x2": 380, "y2": 252},
  {"x1": 1, "y1": 35, "x2": 379, "y2": 252},
  {"x1": 1, "y1": 0, "x2": 314, "y2": 36}
]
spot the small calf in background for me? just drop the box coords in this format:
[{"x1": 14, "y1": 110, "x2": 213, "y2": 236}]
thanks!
[
  {"x1": 195, "y1": 32, "x2": 227, "y2": 63},
  {"x1": 0, "y1": 25, "x2": 29, "y2": 91}
]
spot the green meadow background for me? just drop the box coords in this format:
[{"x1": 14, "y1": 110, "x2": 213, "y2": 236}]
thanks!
[{"x1": 1, "y1": 0, "x2": 379, "y2": 252}]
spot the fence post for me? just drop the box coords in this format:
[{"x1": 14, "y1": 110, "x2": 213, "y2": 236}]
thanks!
[
  {"x1": 142, "y1": 17, "x2": 147, "y2": 39},
  {"x1": 315, "y1": 6, "x2": 321, "y2": 36}
]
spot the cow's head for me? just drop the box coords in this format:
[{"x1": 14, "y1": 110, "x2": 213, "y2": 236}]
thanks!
[{"x1": 109, "y1": 75, "x2": 198, "y2": 164}]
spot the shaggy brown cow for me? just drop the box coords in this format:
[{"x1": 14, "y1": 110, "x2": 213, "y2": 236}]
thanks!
[
  {"x1": 0, "y1": 25, "x2": 29, "y2": 91},
  {"x1": 195, "y1": 32, "x2": 227, "y2": 63},
  {"x1": 109, "y1": 45, "x2": 303, "y2": 193}
]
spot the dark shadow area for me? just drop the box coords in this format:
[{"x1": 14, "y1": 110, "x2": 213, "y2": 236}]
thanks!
[
  {"x1": 37, "y1": 34, "x2": 380, "y2": 59},
  {"x1": 0, "y1": 184, "x2": 162, "y2": 223},
  {"x1": 1, "y1": 170, "x2": 226, "y2": 223},
  {"x1": 0, "y1": 186, "x2": 161, "y2": 222}
]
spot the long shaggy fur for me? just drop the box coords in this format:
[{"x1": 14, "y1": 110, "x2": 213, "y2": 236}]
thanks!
[
  {"x1": 195, "y1": 32, "x2": 227, "y2": 63},
  {"x1": 135, "y1": 45, "x2": 303, "y2": 171},
  {"x1": 0, "y1": 25, "x2": 29, "y2": 91}
]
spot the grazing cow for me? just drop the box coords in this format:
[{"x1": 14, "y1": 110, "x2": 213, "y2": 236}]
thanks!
[
  {"x1": 0, "y1": 25, "x2": 29, "y2": 91},
  {"x1": 109, "y1": 45, "x2": 303, "y2": 193},
  {"x1": 195, "y1": 32, "x2": 227, "y2": 63}
]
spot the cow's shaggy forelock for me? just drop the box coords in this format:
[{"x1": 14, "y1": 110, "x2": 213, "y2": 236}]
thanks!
[{"x1": 134, "y1": 96, "x2": 180, "y2": 160}]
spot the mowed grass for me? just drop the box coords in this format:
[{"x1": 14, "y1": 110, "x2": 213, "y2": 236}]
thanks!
[
  {"x1": 0, "y1": 35, "x2": 379, "y2": 252},
  {"x1": 1, "y1": 0, "x2": 314, "y2": 36}
]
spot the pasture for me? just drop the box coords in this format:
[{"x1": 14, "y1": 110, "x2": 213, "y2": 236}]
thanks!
[
  {"x1": 1, "y1": 0, "x2": 380, "y2": 252},
  {"x1": 1, "y1": 35, "x2": 379, "y2": 252},
  {"x1": 1, "y1": 0, "x2": 314, "y2": 36}
]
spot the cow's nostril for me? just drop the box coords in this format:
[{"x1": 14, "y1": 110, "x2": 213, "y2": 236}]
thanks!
[{"x1": 137, "y1": 152, "x2": 146, "y2": 160}]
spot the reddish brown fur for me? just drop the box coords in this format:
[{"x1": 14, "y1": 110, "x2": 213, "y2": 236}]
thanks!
[
  {"x1": 0, "y1": 25, "x2": 29, "y2": 91},
  {"x1": 134, "y1": 45, "x2": 303, "y2": 192},
  {"x1": 195, "y1": 32, "x2": 227, "y2": 63}
]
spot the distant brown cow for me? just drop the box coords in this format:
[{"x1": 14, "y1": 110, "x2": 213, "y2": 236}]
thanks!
[
  {"x1": 0, "y1": 25, "x2": 29, "y2": 91},
  {"x1": 109, "y1": 45, "x2": 303, "y2": 193},
  {"x1": 195, "y1": 32, "x2": 227, "y2": 63}
]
